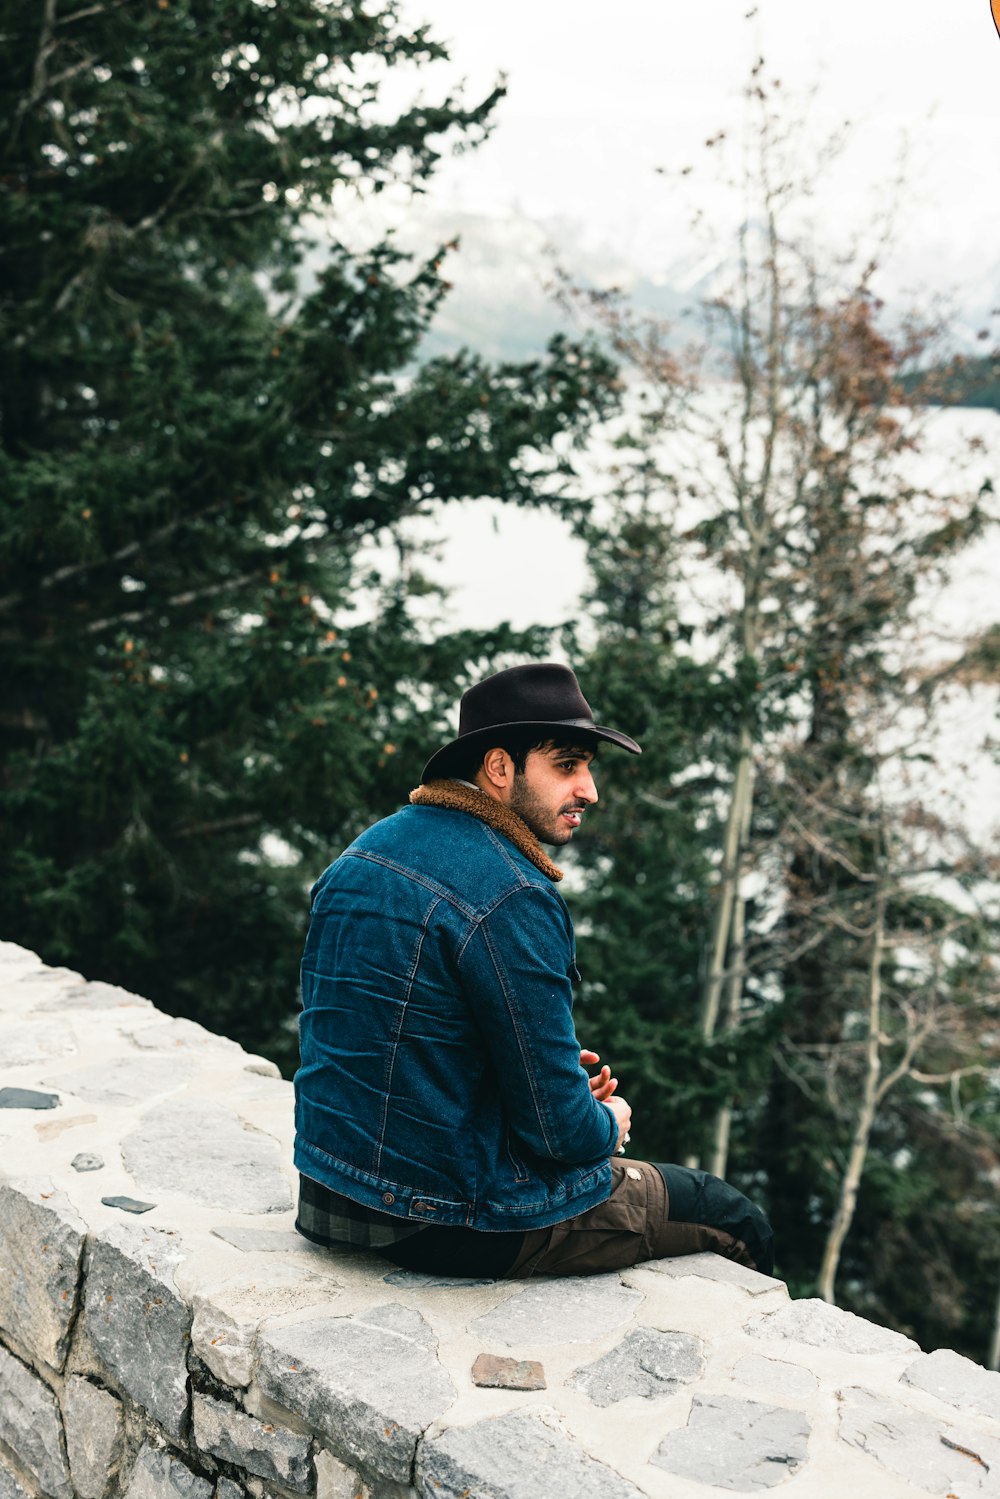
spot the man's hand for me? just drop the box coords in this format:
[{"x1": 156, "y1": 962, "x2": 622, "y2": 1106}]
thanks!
[
  {"x1": 580, "y1": 1048, "x2": 618, "y2": 1103},
  {"x1": 605, "y1": 1094, "x2": 632, "y2": 1156}
]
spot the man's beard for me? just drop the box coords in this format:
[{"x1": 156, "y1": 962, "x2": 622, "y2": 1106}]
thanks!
[{"x1": 508, "y1": 774, "x2": 583, "y2": 847}]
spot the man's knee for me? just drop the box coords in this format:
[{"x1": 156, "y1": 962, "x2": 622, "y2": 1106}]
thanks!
[{"x1": 656, "y1": 1163, "x2": 775, "y2": 1276}]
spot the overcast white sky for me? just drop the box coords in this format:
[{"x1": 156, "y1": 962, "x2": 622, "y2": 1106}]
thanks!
[
  {"x1": 352, "y1": 2, "x2": 1000, "y2": 655},
  {"x1": 387, "y1": 0, "x2": 1000, "y2": 313}
]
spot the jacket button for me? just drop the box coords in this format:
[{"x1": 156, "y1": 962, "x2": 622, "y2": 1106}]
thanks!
[{"x1": 382, "y1": 1192, "x2": 395, "y2": 1205}]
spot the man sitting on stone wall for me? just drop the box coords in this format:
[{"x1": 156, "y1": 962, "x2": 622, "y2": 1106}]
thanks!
[{"x1": 293, "y1": 662, "x2": 774, "y2": 1280}]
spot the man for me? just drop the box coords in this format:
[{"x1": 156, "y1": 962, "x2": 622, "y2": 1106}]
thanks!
[{"x1": 294, "y1": 662, "x2": 773, "y2": 1279}]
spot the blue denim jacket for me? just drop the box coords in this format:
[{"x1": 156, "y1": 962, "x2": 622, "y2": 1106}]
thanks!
[{"x1": 294, "y1": 796, "x2": 616, "y2": 1232}]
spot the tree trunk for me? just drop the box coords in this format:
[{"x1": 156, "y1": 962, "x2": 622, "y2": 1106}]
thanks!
[
  {"x1": 708, "y1": 764, "x2": 754, "y2": 1179},
  {"x1": 699, "y1": 720, "x2": 755, "y2": 1042},
  {"x1": 816, "y1": 882, "x2": 886, "y2": 1303}
]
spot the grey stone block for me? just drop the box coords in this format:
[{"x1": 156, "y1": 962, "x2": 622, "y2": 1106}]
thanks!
[
  {"x1": 121, "y1": 1103, "x2": 292, "y2": 1214},
  {"x1": 902, "y1": 1347, "x2": 1000, "y2": 1423},
  {"x1": 101, "y1": 1196, "x2": 157, "y2": 1214},
  {"x1": 570, "y1": 1327, "x2": 704, "y2": 1407},
  {"x1": 256, "y1": 1304, "x2": 454, "y2": 1484},
  {"x1": 315, "y1": 1450, "x2": 367, "y2": 1499},
  {"x1": 0, "y1": 1345, "x2": 73, "y2": 1499},
  {"x1": 746, "y1": 1298, "x2": 918, "y2": 1355},
  {"x1": 839, "y1": 1385, "x2": 1000, "y2": 1494},
  {"x1": 416, "y1": 1410, "x2": 645, "y2": 1499},
  {"x1": 192, "y1": 1271, "x2": 341, "y2": 1388},
  {"x1": 82, "y1": 1221, "x2": 191, "y2": 1440},
  {"x1": 123, "y1": 1445, "x2": 212, "y2": 1499},
  {"x1": 383, "y1": 1271, "x2": 495, "y2": 1289},
  {"x1": 62, "y1": 1377, "x2": 124, "y2": 1499},
  {"x1": 214, "y1": 1481, "x2": 246, "y2": 1499},
  {"x1": 652, "y1": 1392, "x2": 810, "y2": 1490},
  {"x1": 72, "y1": 1153, "x2": 105, "y2": 1172},
  {"x1": 0, "y1": 1177, "x2": 87, "y2": 1369},
  {"x1": 0, "y1": 1088, "x2": 59, "y2": 1109},
  {"x1": 42, "y1": 1057, "x2": 196, "y2": 1107},
  {"x1": 192, "y1": 1392, "x2": 312, "y2": 1492},
  {"x1": 0, "y1": 1455, "x2": 33, "y2": 1499},
  {"x1": 469, "y1": 1276, "x2": 642, "y2": 1347}
]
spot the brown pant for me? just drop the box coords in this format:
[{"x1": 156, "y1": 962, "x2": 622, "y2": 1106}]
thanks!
[{"x1": 506, "y1": 1159, "x2": 759, "y2": 1279}]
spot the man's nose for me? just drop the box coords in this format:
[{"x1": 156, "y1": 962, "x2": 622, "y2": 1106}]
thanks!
[{"x1": 576, "y1": 767, "x2": 598, "y2": 805}]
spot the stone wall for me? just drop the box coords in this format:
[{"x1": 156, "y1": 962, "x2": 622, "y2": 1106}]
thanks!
[{"x1": 1, "y1": 938, "x2": 998, "y2": 1499}]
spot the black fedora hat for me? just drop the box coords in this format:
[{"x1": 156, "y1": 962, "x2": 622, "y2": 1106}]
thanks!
[{"x1": 422, "y1": 663, "x2": 642, "y2": 783}]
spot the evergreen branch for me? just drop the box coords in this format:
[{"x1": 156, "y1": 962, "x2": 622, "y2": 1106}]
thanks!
[
  {"x1": 82, "y1": 570, "x2": 261, "y2": 634},
  {"x1": 0, "y1": 497, "x2": 230, "y2": 613},
  {"x1": 172, "y1": 813, "x2": 262, "y2": 840}
]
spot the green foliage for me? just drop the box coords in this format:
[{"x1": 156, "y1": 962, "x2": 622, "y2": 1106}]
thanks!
[{"x1": 0, "y1": 0, "x2": 618, "y2": 1066}]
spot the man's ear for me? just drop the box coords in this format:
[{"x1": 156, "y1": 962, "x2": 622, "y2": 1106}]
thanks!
[{"x1": 480, "y1": 746, "x2": 513, "y2": 796}]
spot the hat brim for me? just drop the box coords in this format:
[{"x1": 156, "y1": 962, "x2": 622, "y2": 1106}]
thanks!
[{"x1": 421, "y1": 718, "x2": 641, "y2": 784}]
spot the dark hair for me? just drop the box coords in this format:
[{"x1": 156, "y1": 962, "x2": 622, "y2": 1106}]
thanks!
[{"x1": 454, "y1": 729, "x2": 599, "y2": 783}]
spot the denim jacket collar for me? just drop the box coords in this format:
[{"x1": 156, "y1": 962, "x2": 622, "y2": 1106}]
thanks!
[{"x1": 409, "y1": 779, "x2": 564, "y2": 882}]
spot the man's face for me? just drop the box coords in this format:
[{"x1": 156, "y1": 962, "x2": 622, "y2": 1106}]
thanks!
[{"x1": 508, "y1": 743, "x2": 599, "y2": 846}]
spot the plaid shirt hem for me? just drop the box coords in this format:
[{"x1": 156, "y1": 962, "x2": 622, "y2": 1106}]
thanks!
[{"x1": 296, "y1": 1172, "x2": 425, "y2": 1249}]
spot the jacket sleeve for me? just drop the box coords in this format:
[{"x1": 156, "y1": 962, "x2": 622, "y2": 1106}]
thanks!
[{"x1": 457, "y1": 883, "x2": 618, "y2": 1165}]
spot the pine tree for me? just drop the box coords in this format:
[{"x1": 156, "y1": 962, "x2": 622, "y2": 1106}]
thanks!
[{"x1": 0, "y1": 0, "x2": 617, "y2": 1065}]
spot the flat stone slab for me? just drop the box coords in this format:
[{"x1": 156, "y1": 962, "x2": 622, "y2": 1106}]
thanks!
[
  {"x1": 125, "y1": 1017, "x2": 242, "y2": 1053},
  {"x1": 570, "y1": 1327, "x2": 704, "y2": 1407},
  {"x1": 62, "y1": 1376, "x2": 125, "y2": 1499},
  {"x1": 746, "y1": 1298, "x2": 918, "y2": 1355},
  {"x1": 732, "y1": 1353, "x2": 819, "y2": 1399},
  {"x1": 652, "y1": 1392, "x2": 810, "y2": 1490},
  {"x1": 82, "y1": 1222, "x2": 191, "y2": 1440},
  {"x1": 839, "y1": 1385, "x2": 1000, "y2": 1495},
  {"x1": 43, "y1": 1056, "x2": 196, "y2": 1107},
  {"x1": 385, "y1": 1269, "x2": 496, "y2": 1288},
  {"x1": 417, "y1": 1410, "x2": 645, "y2": 1499},
  {"x1": 0, "y1": 1177, "x2": 87, "y2": 1369},
  {"x1": 35, "y1": 1113, "x2": 96, "y2": 1140},
  {"x1": 102, "y1": 1195, "x2": 156, "y2": 1214},
  {"x1": 643, "y1": 1253, "x2": 784, "y2": 1296},
  {"x1": 472, "y1": 1354, "x2": 547, "y2": 1391},
  {"x1": 37, "y1": 980, "x2": 150, "y2": 1012},
  {"x1": 0, "y1": 1345, "x2": 73, "y2": 1499},
  {"x1": 191, "y1": 1271, "x2": 342, "y2": 1387},
  {"x1": 121, "y1": 1102, "x2": 291, "y2": 1214},
  {"x1": 193, "y1": 1391, "x2": 312, "y2": 1490},
  {"x1": 0, "y1": 1018, "x2": 78, "y2": 1067},
  {"x1": 902, "y1": 1347, "x2": 1000, "y2": 1423},
  {"x1": 210, "y1": 1226, "x2": 311, "y2": 1254},
  {"x1": 470, "y1": 1276, "x2": 642, "y2": 1347},
  {"x1": 256, "y1": 1303, "x2": 455, "y2": 1484},
  {"x1": 123, "y1": 1444, "x2": 212, "y2": 1499},
  {"x1": 0, "y1": 1087, "x2": 59, "y2": 1109}
]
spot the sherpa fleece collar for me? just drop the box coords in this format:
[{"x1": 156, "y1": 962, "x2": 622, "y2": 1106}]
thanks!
[{"x1": 408, "y1": 779, "x2": 564, "y2": 883}]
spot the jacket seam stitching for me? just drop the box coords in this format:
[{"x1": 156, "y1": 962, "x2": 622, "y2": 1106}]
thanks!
[
  {"x1": 454, "y1": 883, "x2": 563, "y2": 963},
  {"x1": 479, "y1": 917, "x2": 556, "y2": 1157},
  {"x1": 343, "y1": 849, "x2": 476, "y2": 918},
  {"x1": 372, "y1": 901, "x2": 437, "y2": 1176}
]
